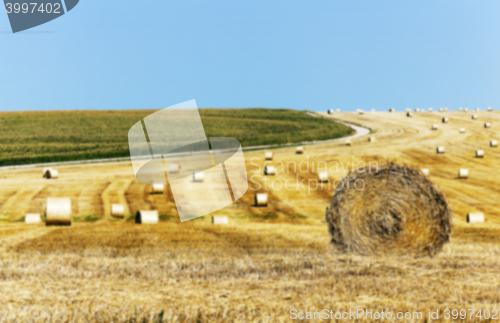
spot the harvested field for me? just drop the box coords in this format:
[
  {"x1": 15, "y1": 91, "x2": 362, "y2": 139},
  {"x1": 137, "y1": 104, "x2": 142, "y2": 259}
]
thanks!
[{"x1": 0, "y1": 111, "x2": 499, "y2": 322}]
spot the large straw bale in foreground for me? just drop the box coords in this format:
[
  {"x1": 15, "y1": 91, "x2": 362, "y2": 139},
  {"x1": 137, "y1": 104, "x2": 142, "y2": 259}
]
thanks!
[{"x1": 325, "y1": 164, "x2": 451, "y2": 257}]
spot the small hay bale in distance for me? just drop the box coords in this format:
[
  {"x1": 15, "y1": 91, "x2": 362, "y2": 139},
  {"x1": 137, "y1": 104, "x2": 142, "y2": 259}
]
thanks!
[
  {"x1": 421, "y1": 169, "x2": 429, "y2": 176},
  {"x1": 464, "y1": 108, "x2": 469, "y2": 112},
  {"x1": 476, "y1": 150, "x2": 484, "y2": 158},
  {"x1": 295, "y1": 146, "x2": 304, "y2": 154},
  {"x1": 43, "y1": 168, "x2": 59, "y2": 179},
  {"x1": 444, "y1": 107, "x2": 448, "y2": 112},
  {"x1": 428, "y1": 108, "x2": 433, "y2": 112},
  {"x1": 431, "y1": 124, "x2": 438, "y2": 130},
  {"x1": 345, "y1": 139, "x2": 352, "y2": 146},
  {"x1": 388, "y1": 108, "x2": 395, "y2": 112},
  {"x1": 135, "y1": 210, "x2": 158, "y2": 224},
  {"x1": 491, "y1": 140, "x2": 498, "y2": 147},
  {"x1": 254, "y1": 193, "x2": 268, "y2": 206},
  {"x1": 264, "y1": 165, "x2": 276, "y2": 176},
  {"x1": 265, "y1": 152, "x2": 274, "y2": 160},
  {"x1": 467, "y1": 213, "x2": 484, "y2": 223},
  {"x1": 407, "y1": 112, "x2": 413, "y2": 117},
  {"x1": 415, "y1": 108, "x2": 420, "y2": 112},
  {"x1": 111, "y1": 204, "x2": 125, "y2": 218},
  {"x1": 484, "y1": 122, "x2": 491, "y2": 128},
  {"x1": 357, "y1": 109, "x2": 364, "y2": 115},
  {"x1": 476, "y1": 107, "x2": 480, "y2": 111},
  {"x1": 406, "y1": 108, "x2": 411, "y2": 113},
  {"x1": 459, "y1": 128, "x2": 466, "y2": 134},
  {"x1": 487, "y1": 107, "x2": 492, "y2": 112},
  {"x1": 439, "y1": 108, "x2": 444, "y2": 112},
  {"x1": 442, "y1": 117, "x2": 449, "y2": 123},
  {"x1": 318, "y1": 172, "x2": 329, "y2": 182},
  {"x1": 168, "y1": 164, "x2": 181, "y2": 174},
  {"x1": 25, "y1": 213, "x2": 41, "y2": 224},
  {"x1": 371, "y1": 109, "x2": 376, "y2": 112},
  {"x1": 368, "y1": 136, "x2": 376, "y2": 142},
  {"x1": 151, "y1": 184, "x2": 164, "y2": 194},
  {"x1": 45, "y1": 198, "x2": 71, "y2": 226},
  {"x1": 458, "y1": 169, "x2": 469, "y2": 179},
  {"x1": 212, "y1": 216, "x2": 228, "y2": 224},
  {"x1": 471, "y1": 114, "x2": 478, "y2": 120},
  {"x1": 336, "y1": 109, "x2": 340, "y2": 112},
  {"x1": 325, "y1": 163, "x2": 451, "y2": 257},
  {"x1": 436, "y1": 146, "x2": 445, "y2": 154},
  {"x1": 459, "y1": 107, "x2": 463, "y2": 111},
  {"x1": 327, "y1": 109, "x2": 333, "y2": 114},
  {"x1": 193, "y1": 172, "x2": 204, "y2": 182}
]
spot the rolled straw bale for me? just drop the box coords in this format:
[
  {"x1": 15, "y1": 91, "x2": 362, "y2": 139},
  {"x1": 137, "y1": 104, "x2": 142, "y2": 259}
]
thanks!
[
  {"x1": 318, "y1": 172, "x2": 329, "y2": 182},
  {"x1": 212, "y1": 216, "x2": 228, "y2": 224},
  {"x1": 368, "y1": 136, "x2": 376, "y2": 142},
  {"x1": 487, "y1": 107, "x2": 492, "y2": 112},
  {"x1": 476, "y1": 150, "x2": 484, "y2": 158},
  {"x1": 407, "y1": 112, "x2": 413, "y2": 117},
  {"x1": 345, "y1": 139, "x2": 352, "y2": 146},
  {"x1": 439, "y1": 108, "x2": 444, "y2": 112},
  {"x1": 264, "y1": 166, "x2": 276, "y2": 176},
  {"x1": 151, "y1": 184, "x2": 164, "y2": 194},
  {"x1": 135, "y1": 210, "x2": 158, "y2": 224},
  {"x1": 459, "y1": 128, "x2": 465, "y2": 134},
  {"x1": 336, "y1": 109, "x2": 340, "y2": 112},
  {"x1": 254, "y1": 193, "x2": 268, "y2": 207},
  {"x1": 444, "y1": 107, "x2": 448, "y2": 112},
  {"x1": 193, "y1": 172, "x2": 204, "y2": 182},
  {"x1": 388, "y1": 108, "x2": 395, "y2": 112},
  {"x1": 421, "y1": 169, "x2": 429, "y2": 176},
  {"x1": 464, "y1": 108, "x2": 469, "y2": 112},
  {"x1": 325, "y1": 163, "x2": 451, "y2": 257},
  {"x1": 168, "y1": 164, "x2": 181, "y2": 174},
  {"x1": 295, "y1": 146, "x2": 304, "y2": 154},
  {"x1": 467, "y1": 213, "x2": 484, "y2": 223},
  {"x1": 265, "y1": 152, "x2": 274, "y2": 160},
  {"x1": 431, "y1": 124, "x2": 438, "y2": 130},
  {"x1": 442, "y1": 117, "x2": 449, "y2": 123},
  {"x1": 472, "y1": 114, "x2": 478, "y2": 120},
  {"x1": 45, "y1": 198, "x2": 71, "y2": 226},
  {"x1": 406, "y1": 108, "x2": 411, "y2": 113},
  {"x1": 428, "y1": 108, "x2": 433, "y2": 112},
  {"x1": 43, "y1": 168, "x2": 58, "y2": 179},
  {"x1": 25, "y1": 213, "x2": 41, "y2": 224},
  {"x1": 415, "y1": 108, "x2": 420, "y2": 112},
  {"x1": 327, "y1": 109, "x2": 333, "y2": 114},
  {"x1": 111, "y1": 204, "x2": 125, "y2": 218},
  {"x1": 458, "y1": 169, "x2": 469, "y2": 179},
  {"x1": 476, "y1": 107, "x2": 480, "y2": 111},
  {"x1": 491, "y1": 140, "x2": 498, "y2": 147},
  {"x1": 484, "y1": 122, "x2": 491, "y2": 128},
  {"x1": 371, "y1": 109, "x2": 376, "y2": 112},
  {"x1": 357, "y1": 109, "x2": 364, "y2": 115},
  {"x1": 436, "y1": 146, "x2": 445, "y2": 154},
  {"x1": 459, "y1": 107, "x2": 463, "y2": 111}
]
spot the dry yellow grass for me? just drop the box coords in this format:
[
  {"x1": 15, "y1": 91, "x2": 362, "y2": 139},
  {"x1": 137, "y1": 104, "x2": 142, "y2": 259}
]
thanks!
[{"x1": 0, "y1": 111, "x2": 499, "y2": 322}]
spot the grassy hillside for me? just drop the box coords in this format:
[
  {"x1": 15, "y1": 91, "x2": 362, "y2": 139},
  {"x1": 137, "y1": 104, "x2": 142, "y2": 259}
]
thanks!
[{"x1": 0, "y1": 108, "x2": 351, "y2": 166}]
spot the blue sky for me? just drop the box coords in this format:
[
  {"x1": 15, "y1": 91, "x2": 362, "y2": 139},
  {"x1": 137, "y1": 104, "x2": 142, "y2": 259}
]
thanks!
[{"x1": 1, "y1": 1, "x2": 499, "y2": 112}]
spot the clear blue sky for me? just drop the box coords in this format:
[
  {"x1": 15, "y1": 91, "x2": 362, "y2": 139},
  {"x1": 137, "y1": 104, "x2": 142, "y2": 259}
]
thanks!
[{"x1": 1, "y1": 1, "x2": 499, "y2": 112}]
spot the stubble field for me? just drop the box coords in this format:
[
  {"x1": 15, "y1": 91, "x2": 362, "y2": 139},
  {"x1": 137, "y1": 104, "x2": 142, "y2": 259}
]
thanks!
[{"x1": 0, "y1": 110, "x2": 499, "y2": 322}]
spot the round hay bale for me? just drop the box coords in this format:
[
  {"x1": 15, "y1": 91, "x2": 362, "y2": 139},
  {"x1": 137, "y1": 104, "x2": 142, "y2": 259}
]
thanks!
[
  {"x1": 406, "y1": 108, "x2": 411, "y2": 113},
  {"x1": 459, "y1": 128, "x2": 466, "y2": 134},
  {"x1": 45, "y1": 198, "x2": 71, "y2": 226},
  {"x1": 295, "y1": 146, "x2": 304, "y2": 154},
  {"x1": 421, "y1": 168, "x2": 429, "y2": 176},
  {"x1": 476, "y1": 107, "x2": 480, "y2": 111},
  {"x1": 444, "y1": 107, "x2": 448, "y2": 112},
  {"x1": 368, "y1": 136, "x2": 376, "y2": 142},
  {"x1": 439, "y1": 108, "x2": 444, "y2": 112},
  {"x1": 491, "y1": 140, "x2": 498, "y2": 147},
  {"x1": 371, "y1": 109, "x2": 376, "y2": 112},
  {"x1": 318, "y1": 172, "x2": 329, "y2": 182},
  {"x1": 264, "y1": 165, "x2": 276, "y2": 176},
  {"x1": 25, "y1": 213, "x2": 41, "y2": 224},
  {"x1": 407, "y1": 112, "x2": 413, "y2": 117},
  {"x1": 487, "y1": 107, "x2": 492, "y2": 112},
  {"x1": 212, "y1": 215, "x2": 229, "y2": 224},
  {"x1": 265, "y1": 152, "x2": 274, "y2": 160},
  {"x1": 476, "y1": 150, "x2": 484, "y2": 158},
  {"x1": 193, "y1": 172, "x2": 204, "y2": 182},
  {"x1": 345, "y1": 139, "x2": 352, "y2": 146},
  {"x1": 43, "y1": 168, "x2": 58, "y2": 179},
  {"x1": 467, "y1": 213, "x2": 484, "y2": 223},
  {"x1": 428, "y1": 108, "x2": 433, "y2": 112},
  {"x1": 472, "y1": 114, "x2": 478, "y2": 120},
  {"x1": 111, "y1": 204, "x2": 125, "y2": 218},
  {"x1": 484, "y1": 122, "x2": 491, "y2": 128},
  {"x1": 336, "y1": 109, "x2": 340, "y2": 112},
  {"x1": 254, "y1": 193, "x2": 268, "y2": 207},
  {"x1": 151, "y1": 184, "x2": 164, "y2": 193},
  {"x1": 415, "y1": 108, "x2": 420, "y2": 112},
  {"x1": 459, "y1": 107, "x2": 463, "y2": 111},
  {"x1": 458, "y1": 169, "x2": 469, "y2": 179},
  {"x1": 388, "y1": 108, "x2": 395, "y2": 112},
  {"x1": 327, "y1": 109, "x2": 333, "y2": 114},
  {"x1": 135, "y1": 210, "x2": 158, "y2": 224},
  {"x1": 431, "y1": 124, "x2": 438, "y2": 130},
  {"x1": 357, "y1": 109, "x2": 364, "y2": 115},
  {"x1": 464, "y1": 108, "x2": 469, "y2": 112},
  {"x1": 442, "y1": 117, "x2": 449, "y2": 123},
  {"x1": 436, "y1": 146, "x2": 445, "y2": 154},
  {"x1": 325, "y1": 164, "x2": 451, "y2": 257}
]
